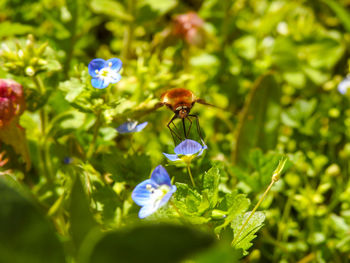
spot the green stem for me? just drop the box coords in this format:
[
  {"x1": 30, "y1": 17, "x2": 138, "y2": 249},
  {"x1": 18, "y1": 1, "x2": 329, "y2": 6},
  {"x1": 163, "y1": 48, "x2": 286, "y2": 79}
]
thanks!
[
  {"x1": 32, "y1": 76, "x2": 53, "y2": 184},
  {"x1": 122, "y1": 0, "x2": 136, "y2": 60},
  {"x1": 232, "y1": 179, "x2": 275, "y2": 246},
  {"x1": 63, "y1": 0, "x2": 79, "y2": 78},
  {"x1": 86, "y1": 111, "x2": 102, "y2": 159},
  {"x1": 186, "y1": 163, "x2": 196, "y2": 187}
]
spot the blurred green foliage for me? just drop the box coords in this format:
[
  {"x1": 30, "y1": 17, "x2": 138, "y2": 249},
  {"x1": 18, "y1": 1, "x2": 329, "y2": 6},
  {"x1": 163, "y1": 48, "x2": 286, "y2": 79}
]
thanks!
[{"x1": 1, "y1": 0, "x2": 350, "y2": 262}]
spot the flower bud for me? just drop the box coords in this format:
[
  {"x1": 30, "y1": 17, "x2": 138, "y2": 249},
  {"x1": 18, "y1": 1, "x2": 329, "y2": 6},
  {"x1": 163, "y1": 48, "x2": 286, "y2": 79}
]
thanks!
[
  {"x1": 211, "y1": 209, "x2": 227, "y2": 220},
  {"x1": 0, "y1": 79, "x2": 25, "y2": 127},
  {"x1": 272, "y1": 157, "x2": 288, "y2": 182},
  {"x1": 25, "y1": 66, "x2": 35, "y2": 76}
]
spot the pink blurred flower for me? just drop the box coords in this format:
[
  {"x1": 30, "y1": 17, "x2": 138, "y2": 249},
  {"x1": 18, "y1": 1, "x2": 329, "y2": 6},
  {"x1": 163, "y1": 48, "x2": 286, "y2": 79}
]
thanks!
[{"x1": 0, "y1": 79, "x2": 25, "y2": 128}]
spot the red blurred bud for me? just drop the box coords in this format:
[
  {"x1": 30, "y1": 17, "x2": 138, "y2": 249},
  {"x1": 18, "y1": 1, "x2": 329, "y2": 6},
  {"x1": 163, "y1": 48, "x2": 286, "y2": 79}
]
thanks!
[
  {"x1": 173, "y1": 12, "x2": 205, "y2": 46},
  {"x1": 0, "y1": 79, "x2": 25, "y2": 127}
]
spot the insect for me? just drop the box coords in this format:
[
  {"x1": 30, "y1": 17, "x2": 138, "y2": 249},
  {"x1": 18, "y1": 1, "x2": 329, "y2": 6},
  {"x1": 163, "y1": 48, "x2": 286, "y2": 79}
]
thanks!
[{"x1": 158, "y1": 88, "x2": 212, "y2": 144}]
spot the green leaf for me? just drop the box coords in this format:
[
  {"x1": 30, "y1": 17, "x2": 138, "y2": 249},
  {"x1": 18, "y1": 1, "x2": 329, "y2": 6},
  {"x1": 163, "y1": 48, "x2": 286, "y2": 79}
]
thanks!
[
  {"x1": 190, "y1": 53, "x2": 220, "y2": 68},
  {"x1": 83, "y1": 224, "x2": 215, "y2": 263},
  {"x1": 231, "y1": 211, "x2": 265, "y2": 255},
  {"x1": 90, "y1": 0, "x2": 132, "y2": 21},
  {"x1": 172, "y1": 183, "x2": 209, "y2": 224},
  {"x1": 202, "y1": 166, "x2": 220, "y2": 208},
  {"x1": 281, "y1": 98, "x2": 318, "y2": 135},
  {"x1": 283, "y1": 71, "x2": 306, "y2": 88},
  {"x1": 0, "y1": 179, "x2": 65, "y2": 263},
  {"x1": 0, "y1": 21, "x2": 33, "y2": 38},
  {"x1": 233, "y1": 73, "x2": 280, "y2": 166},
  {"x1": 303, "y1": 37, "x2": 344, "y2": 69},
  {"x1": 101, "y1": 150, "x2": 152, "y2": 186},
  {"x1": 330, "y1": 214, "x2": 350, "y2": 234},
  {"x1": 139, "y1": 0, "x2": 177, "y2": 14},
  {"x1": 69, "y1": 176, "x2": 97, "y2": 249},
  {"x1": 271, "y1": 38, "x2": 300, "y2": 71},
  {"x1": 302, "y1": 65, "x2": 329, "y2": 85},
  {"x1": 174, "y1": 182, "x2": 202, "y2": 212},
  {"x1": 234, "y1": 35, "x2": 257, "y2": 60},
  {"x1": 59, "y1": 77, "x2": 86, "y2": 103},
  {"x1": 215, "y1": 193, "x2": 250, "y2": 235}
]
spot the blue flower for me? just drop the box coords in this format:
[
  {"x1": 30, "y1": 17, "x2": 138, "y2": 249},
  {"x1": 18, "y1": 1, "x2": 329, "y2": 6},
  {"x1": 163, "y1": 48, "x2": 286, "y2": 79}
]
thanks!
[
  {"x1": 338, "y1": 76, "x2": 350, "y2": 95},
  {"x1": 116, "y1": 121, "x2": 148, "y2": 133},
  {"x1": 163, "y1": 139, "x2": 207, "y2": 163},
  {"x1": 132, "y1": 165, "x2": 177, "y2": 219},
  {"x1": 88, "y1": 58, "x2": 122, "y2": 89},
  {"x1": 63, "y1": 157, "x2": 72, "y2": 164}
]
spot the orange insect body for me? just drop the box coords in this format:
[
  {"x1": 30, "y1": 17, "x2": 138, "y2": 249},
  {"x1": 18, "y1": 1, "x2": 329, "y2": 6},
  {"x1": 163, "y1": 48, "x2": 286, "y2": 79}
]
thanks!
[
  {"x1": 159, "y1": 87, "x2": 213, "y2": 144},
  {"x1": 161, "y1": 88, "x2": 196, "y2": 118}
]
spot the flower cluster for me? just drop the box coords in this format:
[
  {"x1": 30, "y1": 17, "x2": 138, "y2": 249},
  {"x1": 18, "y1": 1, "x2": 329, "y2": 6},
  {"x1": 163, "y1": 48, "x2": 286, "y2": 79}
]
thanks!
[
  {"x1": 87, "y1": 58, "x2": 208, "y2": 219},
  {"x1": 0, "y1": 79, "x2": 25, "y2": 127},
  {"x1": 0, "y1": 34, "x2": 60, "y2": 77}
]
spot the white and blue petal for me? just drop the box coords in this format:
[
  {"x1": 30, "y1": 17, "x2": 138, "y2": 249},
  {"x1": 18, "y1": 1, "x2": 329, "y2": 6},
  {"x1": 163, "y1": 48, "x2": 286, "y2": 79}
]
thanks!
[
  {"x1": 108, "y1": 72, "x2": 122, "y2": 84},
  {"x1": 197, "y1": 143, "x2": 208, "y2": 157},
  {"x1": 116, "y1": 121, "x2": 138, "y2": 133},
  {"x1": 91, "y1": 78, "x2": 108, "y2": 89},
  {"x1": 159, "y1": 185, "x2": 177, "y2": 207},
  {"x1": 151, "y1": 165, "x2": 171, "y2": 186},
  {"x1": 338, "y1": 77, "x2": 350, "y2": 95},
  {"x1": 106, "y1": 58, "x2": 123, "y2": 72},
  {"x1": 132, "y1": 166, "x2": 177, "y2": 219},
  {"x1": 88, "y1": 58, "x2": 106, "y2": 78},
  {"x1": 138, "y1": 204, "x2": 159, "y2": 219},
  {"x1": 174, "y1": 139, "x2": 203, "y2": 156},
  {"x1": 116, "y1": 121, "x2": 147, "y2": 133},
  {"x1": 132, "y1": 179, "x2": 158, "y2": 206},
  {"x1": 135, "y1": 122, "x2": 148, "y2": 132},
  {"x1": 163, "y1": 153, "x2": 181, "y2": 162}
]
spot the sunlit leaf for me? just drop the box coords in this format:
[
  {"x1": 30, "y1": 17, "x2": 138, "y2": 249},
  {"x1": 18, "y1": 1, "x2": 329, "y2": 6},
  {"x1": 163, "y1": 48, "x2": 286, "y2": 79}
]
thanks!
[{"x1": 231, "y1": 211, "x2": 265, "y2": 255}]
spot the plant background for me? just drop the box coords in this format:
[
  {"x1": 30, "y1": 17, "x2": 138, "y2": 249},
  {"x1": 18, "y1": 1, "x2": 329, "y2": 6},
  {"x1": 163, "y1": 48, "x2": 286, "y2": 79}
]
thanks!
[{"x1": 0, "y1": 0, "x2": 350, "y2": 262}]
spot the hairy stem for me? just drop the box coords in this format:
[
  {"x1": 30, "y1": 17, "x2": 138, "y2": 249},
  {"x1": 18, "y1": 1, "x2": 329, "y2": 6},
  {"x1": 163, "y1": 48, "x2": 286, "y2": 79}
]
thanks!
[
  {"x1": 232, "y1": 179, "x2": 275, "y2": 246},
  {"x1": 187, "y1": 163, "x2": 196, "y2": 187},
  {"x1": 86, "y1": 111, "x2": 102, "y2": 159},
  {"x1": 32, "y1": 76, "x2": 53, "y2": 184}
]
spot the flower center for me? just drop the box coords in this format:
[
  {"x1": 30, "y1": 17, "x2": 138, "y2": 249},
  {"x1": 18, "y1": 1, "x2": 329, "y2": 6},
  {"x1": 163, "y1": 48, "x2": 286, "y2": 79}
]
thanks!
[
  {"x1": 95, "y1": 62, "x2": 115, "y2": 79},
  {"x1": 180, "y1": 155, "x2": 194, "y2": 164},
  {"x1": 146, "y1": 184, "x2": 171, "y2": 203}
]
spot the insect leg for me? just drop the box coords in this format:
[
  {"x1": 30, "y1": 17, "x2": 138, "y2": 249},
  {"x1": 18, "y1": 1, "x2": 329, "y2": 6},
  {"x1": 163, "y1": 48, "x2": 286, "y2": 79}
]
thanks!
[
  {"x1": 182, "y1": 118, "x2": 187, "y2": 138},
  {"x1": 167, "y1": 115, "x2": 182, "y2": 144},
  {"x1": 188, "y1": 114, "x2": 204, "y2": 142},
  {"x1": 185, "y1": 116, "x2": 193, "y2": 138},
  {"x1": 171, "y1": 118, "x2": 181, "y2": 135}
]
